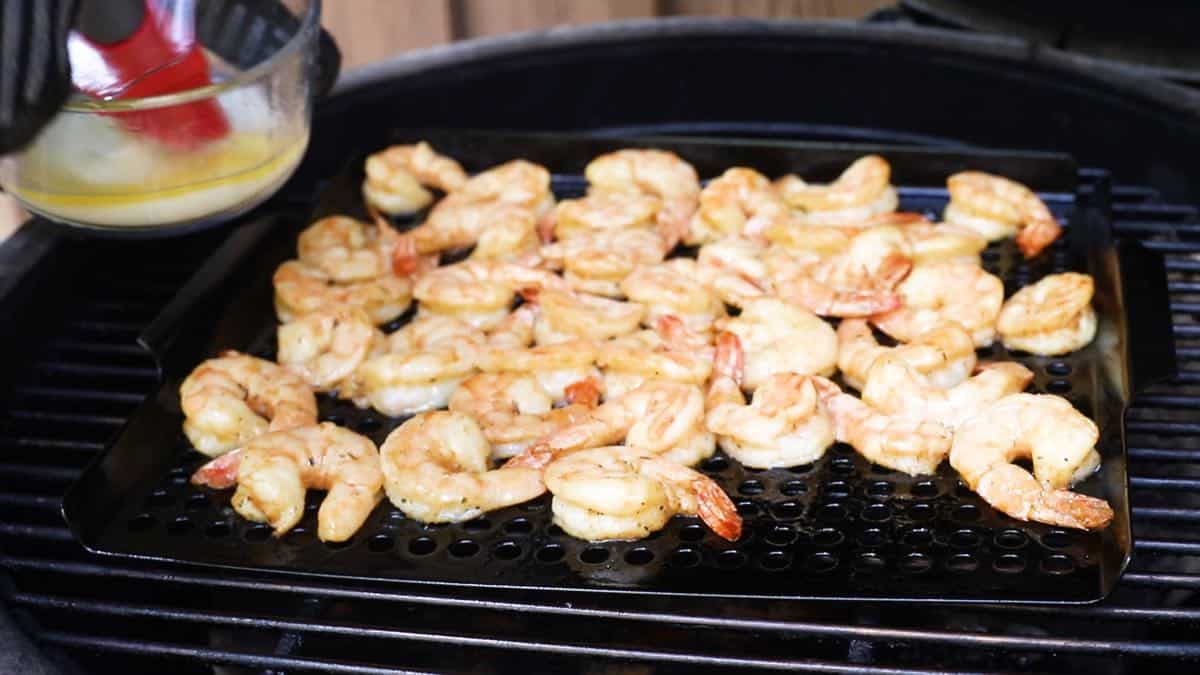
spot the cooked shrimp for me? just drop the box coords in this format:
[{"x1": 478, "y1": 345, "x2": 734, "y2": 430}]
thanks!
[
  {"x1": 539, "y1": 227, "x2": 670, "y2": 297},
  {"x1": 277, "y1": 307, "x2": 382, "y2": 393},
  {"x1": 296, "y1": 216, "x2": 390, "y2": 283},
  {"x1": 273, "y1": 260, "x2": 413, "y2": 325},
  {"x1": 810, "y1": 377, "x2": 952, "y2": 476},
  {"x1": 356, "y1": 315, "x2": 486, "y2": 415},
  {"x1": 362, "y1": 141, "x2": 468, "y2": 215},
  {"x1": 862, "y1": 356, "x2": 1033, "y2": 430},
  {"x1": 192, "y1": 423, "x2": 383, "y2": 542},
  {"x1": 468, "y1": 209, "x2": 541, "y2": 264},
  {"x1": 180, "y1": 351, "x2": 318, "y2": 457},
  {"x1": 688, "y1": 167, "x2": 791, "y2": 244},
  {"x1": 696, "y1": 236, "x2": 772, "y2": 308},
  {"x1": 399, "y1": 201, "x2": 539, "y2": 260},
  {"x1": 767, "y1": 226, "x2": 911, "y2": 317},
  {"x1": 944, "y1": 171, "x2": 1062, "y2": 258},
  {"x1": 585, "y1": 149, "x2": 701, "y2": 234},
  {"x1": 448, "y1": 373, "x2": 601, "y2": 459},
  {"x1": 544, "y1": 446, "x2": 741, "y2": 542},
  {"x1": 951, "y1": 394, "x2": 1112, "y2": 529},
  {"x1": 763, "y1": 222, "x2": 853, "y2": 257},
  {"x1": 533, "y1": 288, "x2": 645, "y2": 344},
  {"x1": 901, "y1": 221, "x2": 988, "y2": 267},
  {"x1": 997, "y1": 272, "x2": 1097, "y2": 355},
  {"x1": 476, "y1": 339, "x2": 603, "y2": 401},
  {"x1": 548, "y1": 191, "x2": 661, "y2": 241},
  {"x1": 776, "y1": 155, "x2": 899, "y2": 227},
  {"x1": 871, "y1": 261, "x2": 1003, "y2": 347},
  {"x1": 598, "y1": 321, "x2": 713, "y2": 400},
  {"x1": 380, "y1": 411, "x2": 546, "y2": 523},
  {"x1": 508, "y1": 380, "x2": 713, "y2": 469},
  {"x1": 713, "y1": 297, "x2": 837, "y2": 390},
  {"x1": 621, "y1": 259, "x2": 726, "y2": 334},
  {"x1": 705, "y1": 332, "x2": 834, "y2": 468},
  {"x1": 837, "y1": 319, "x2": 976, "y2": 391},
  {"x1": 414, "y1": 258, "x2": 566, "y2": 329}
]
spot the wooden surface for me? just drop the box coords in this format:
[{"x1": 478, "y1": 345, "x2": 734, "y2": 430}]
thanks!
[{"x1": 323, "y1": 0, "x2": 887, "y2": 70}]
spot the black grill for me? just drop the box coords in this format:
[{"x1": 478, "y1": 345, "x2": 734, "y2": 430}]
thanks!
[{"x1": 6, "y1": 17, "x2": 1200, "y2": 675}]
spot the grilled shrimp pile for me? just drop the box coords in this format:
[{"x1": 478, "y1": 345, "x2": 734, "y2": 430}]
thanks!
[{"x1": 182, "y1": 142, "x2": 1112, "y2": 546}]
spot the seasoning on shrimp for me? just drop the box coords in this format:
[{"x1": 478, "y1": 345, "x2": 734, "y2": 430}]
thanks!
[
  {"x1": 621, "y1": 258, "x2": 726, "y2": 334},
  {"x1": 688, "y1": 167, "x2": 791, "y2": 244},
  {"x1": 943, "y1": 170, "x2": 1062, "y2": 258},
  {"x1": 767, "y1": 226, "x2": 911, "y2": 318},
  {"x1": 362, "y1": 141, "x2": 468, "y2": 215},
  {"x1": 776, "y1": 155, "x2": 898, "y2": 227},
  {"x1": 951, "y1": 394, "x2": 1112, "y2": 529},
  {"x1": 276, "y1": 307, "x2": 382, "y2": 393},
  {"x1": 705, "y1": 332, "x2": 835, "y2": 468},
  {"x1": 714, "y1": 297, "x2": 838, "y2": 389},
  {"x1": 837, "y1": 319, "x2": 976, "y2": 391},
  {"x1": 584, "y1": 148, "x2": 701, "y2": 236},
  {"x1": 192, "y1": 423, "x2": 383, "y2": 542},
  {"x1": 448, "y1": 373, "x2": 601, "y2": 459},
  {"x1": 871, "y1": 261, "x2": 1003, "y2": 347},
  {"x1": 180, "y1": 351, "x2": 318, "y2": 458},
  {"x1": 861, "y1": 356, "x2": 1033, "y2": 431},
  {"x1": 539, "y1": 227, "x2": 672, "y2": 298},
  {"x1": 997, "y1": 272, "x2": 1097, "y2": 356}
]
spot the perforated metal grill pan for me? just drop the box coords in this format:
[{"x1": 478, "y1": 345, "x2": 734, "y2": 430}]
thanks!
[{"x1": 62, "y1": 131, "x2": 1176, "y2": 603}]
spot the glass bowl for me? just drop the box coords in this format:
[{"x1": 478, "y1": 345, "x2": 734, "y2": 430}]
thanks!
[{"x1": 0, "y1": 0, "x2": 319, "y2": 234}]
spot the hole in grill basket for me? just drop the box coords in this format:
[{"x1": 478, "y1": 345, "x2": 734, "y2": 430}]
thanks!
[
  {"x1": 1047, "y1": 362, "x2": 1072, "y2": 376},
  {"x1": 367, "y1": 534, "x2": 394, "y2": 552},
  {"x1": 205, "y1": 521, "x2": 231, "y2": 538},
  {"x1": 717, "y1": 549, "x2": 747, "y2": 569},
  {"x1": 760, "y1": 551, "x2": 791, "y2": 571},
  {"x1": 813, "y1": 501, "x2": 846, "y2": 522},
  {"x1": 858, "y1": 528, "x2": 887, "y2": 547},
  {"x1": 504, "y1": 517, "x2": 533, "y2": 534},
  {"x1": 994, "y1": 529, "x2": 1029, "y2": 550},
  {"x1": 861, "y1": 503, "x2": 892, "y2": 523},
  {"x1": 463, "y1": 518, "x2": 492, "y2": 532},
  {"x1": 736, "y1": 500, "x2": 760, "y2": 517},
  {"x1": 830, "y1": 458, "x2": 856, "y2": 476},
  {"x1": 854, "y1": 553, "x2": 885, "y2": 574},
  {"x1": 738, "y1": 479, "x2": 765, "y2": 495},
  {"x1": 702, "y1": 456, "x2": 730, "y2": 473},
  {"x1": 493, "y1": 541, "x2": 521, "y2": 560},
  {"x1": 902, "y1": 528, "x2": 933, "y2": 547},
  {"x1": 409, "y1": 537, "x2": 437, "y2": 556},
  {"x1": 866, "y1": 480, "x2": 893, "y2": 498},
  {"x1": 184, "y1": 494, "x2": 209, "y2": 511},
  {"x1": 625, "y1": 547, "x2": 654, "y2": 565},
  {"x1": 449, "y1": 539, "x2": 480, "y2": 558},
  {"x1": 946, "y1": 553, "x2": 979, "y2": 573},
  {"x1": 780, "y1": 480, "x2": 807, "y2": 496},
  {"x1": 908, "y1": 502, "x2": 937, "y2": 521},
  {"x1": 283, "y1": 528, "x2": 309, "y2": 545},
  {"x1": 953, "y1": 503, "x2": 980, "y2": 521},
  {"x1": 805, "y1": 552, "x2": 838, "y2": 573},
  {"x1": 679, "y1": 523, "x2": 706, "y2": 541},
  {"x1": 580, "y1": 547, "x2": 609, "y2": 564},
  {"x1": 326, "y1": 537, "x2": 354, "y2": 550},
  {"x1": 951, "y1": 528, "x2": 982, "y2": 549},
  {"x1": 1047, "y1": 379, "x2": 1073, "y2": 393},
  {"x1": 166, "y1": 516, "x2": 193, "y2": 535},
  {"x1": 1041, "y1": 554, "x2": 1076, "y2": 575},
  {"x1": 823, "y1": 480, "x2": 851, "y2": 499},
  {"x1": 813, "y1": 527, "x2": 845, "y2": 548},
  {"x1": 994, "y1": 554, "x2": 1027, "y2": 574},
  {"x1": 1042, "y1": 530, "x2": 1072, "y2": 549},
  {"x1": 870, "y1": 463, "x2": 894, "y2": 475},
  {"x1": 354, "y1": 418, "x2": 382, "y2": 433},
  {"x1": 671, "y1": 547, "x2": 701, "y2": 568},
  {"x1": 546, "y1": 524, "x2": 564, "y2": 536},
  {"x1": 145, "y1": 489, "x2": 174, "y2": 508},
  {"x1": 325, "y1": 415, "x2": 345, "y2": 426},
  {"x1": 127, "y1": 513, "x2": 155, "y2": 532},
  {"x1": 911, "y1": 481, "x2": 939, "y2": 498},
  {"x1": 774, "y1": 500, "x2": 805, "y2": 520},
  {"x1": 244, "y1": 524, "x2": 271, "y2": 542},
  {"x1": 766, "y1": 525, "x2": 798, "y2": 546},
  {"x1": 900, "y1": 552, "x2": 932, "y2": 574},
  {"x1": 536, "y1": 544, "x2": 565, "y2": 563}
]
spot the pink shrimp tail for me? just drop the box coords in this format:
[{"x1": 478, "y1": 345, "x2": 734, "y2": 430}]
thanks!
[
  {"x1": 517, "y1": 286, "x2": 542, "y2": 304},
  {"x1": 503, "y1": 443, "x2": 557, "y2": 470},
  {"x1": 1016, "y1": 217, "x2": 1062, "y2": 259},
  {"x1": 694, "y1": 477, "x2": 742, "y2": 542},
  {"x1": 713, "y1": 332, "x2": 745, "y2": 387},
  {"x1": 875, "y1": 253, "x2": 912, "y2": 289},
  {"x1": 564, "y1": 377, "x2": 603, "y2": 408},
  {"x1": 390, "y1": 233, "x2": 422, "y2": 277},
  {"x1": 536, "y1": 209, "x2": 557, "y2": 244},
  {"x1": 191, "y1": 449, "x2": 243, "y2": 489},
  {"x1": 865, "y1": 211, "x2": 930, "y2": 228}
]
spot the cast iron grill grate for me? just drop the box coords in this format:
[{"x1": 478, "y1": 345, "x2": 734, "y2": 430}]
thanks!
[{"x1": 0, "y1": 167, "x2": 1198, "y2": 673}]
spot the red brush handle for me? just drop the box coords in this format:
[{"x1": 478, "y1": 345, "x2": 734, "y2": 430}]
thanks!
[{"x1": 72, "y1": 0, "x2": 229, "y2": 150}]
